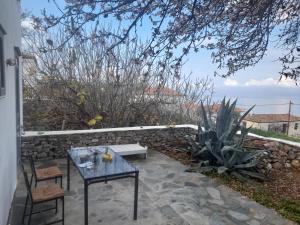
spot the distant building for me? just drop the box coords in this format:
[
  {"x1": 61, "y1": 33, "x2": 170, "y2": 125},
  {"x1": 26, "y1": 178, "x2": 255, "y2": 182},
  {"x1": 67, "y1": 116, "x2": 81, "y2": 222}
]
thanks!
[
  {"x1": 243, "y1": 114, "x2": 300, "y2": 138},
  {"x1": 144, "y1": 87, "x2": 182, "y2": 103},
  {"x1": 203, "y1": 104, "x2": 243, "y2": 120}
]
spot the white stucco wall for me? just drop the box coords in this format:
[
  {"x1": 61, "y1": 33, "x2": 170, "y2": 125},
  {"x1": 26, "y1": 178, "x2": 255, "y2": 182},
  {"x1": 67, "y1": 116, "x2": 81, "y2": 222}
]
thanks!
[
  {"x1": 244, "y1": 120, "x2": 269, "y2": 131},
  {"x1": 0, "y1": 0, "x2": 21, "y2": 224},
  {"x1": 244, "y1": 120, "x2": 300, "y2": 138},
  {"x1": 289, "y1": 121, "x2": 300, "y2": 138}
]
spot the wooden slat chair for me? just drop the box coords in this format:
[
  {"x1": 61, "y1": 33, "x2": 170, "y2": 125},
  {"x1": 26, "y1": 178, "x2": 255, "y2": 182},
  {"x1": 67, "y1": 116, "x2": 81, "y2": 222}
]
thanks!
[
  {"x1": 21, "y1": 164, "x2": 65, "y2": 225},
  {"x1": 29, "y1": 155, "x2": 63, "y2": 188}
]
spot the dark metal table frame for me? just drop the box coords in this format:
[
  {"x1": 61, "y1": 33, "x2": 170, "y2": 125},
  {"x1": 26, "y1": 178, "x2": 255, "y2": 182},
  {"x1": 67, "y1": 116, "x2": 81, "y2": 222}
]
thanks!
[{"x1": 67, "y1": 150, "x2": 139, "y2": 225}]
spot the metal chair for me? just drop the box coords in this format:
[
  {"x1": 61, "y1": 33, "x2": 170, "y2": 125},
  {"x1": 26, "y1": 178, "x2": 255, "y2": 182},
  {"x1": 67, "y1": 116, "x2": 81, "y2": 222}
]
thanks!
[
  {"x1": 21, "y1": 164, "x2": 65, "y2": 225},
  {"x1": 29, "y1": 155, "x2": 63, "y2": 188}
]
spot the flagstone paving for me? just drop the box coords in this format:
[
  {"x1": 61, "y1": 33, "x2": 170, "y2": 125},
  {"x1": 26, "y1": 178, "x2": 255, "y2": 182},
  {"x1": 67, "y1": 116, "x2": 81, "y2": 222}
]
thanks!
[{"x1": 10, "y1": 150, "x2": 295, "y2": 225}]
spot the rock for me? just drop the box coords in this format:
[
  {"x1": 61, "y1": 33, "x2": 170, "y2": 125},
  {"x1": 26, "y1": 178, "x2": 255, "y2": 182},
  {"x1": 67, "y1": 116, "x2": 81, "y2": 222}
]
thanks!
[
  {"x1": 291, "y1": 159, "x2": 300, "y2": 168},
  {"x1": 263, "y1": 141, "x2": 279, "y2": 149},
  {"x1": 184, "y1": 181, "x2": 199, "y2": 187},
  {"x1": 253, "y1": 212, "x2": 266, "y2": 220},
  {"x1": 206, "y1": 187, "x2": 221, "y2": 200},
  {"x1": 227, "y1": 210, "x2": 250, "y2": 221},
  {"x1": 208, "y1": 199, "x2": 225, "y2": 206},
  {"x1": 279, "y1": 151, "x2": 287, "y2": 156},
  {"x1": 272, "y1": 162, "x2": 282, "y2": 170},
  {"x1": 266, "y1": 163, "x2": 272, "y2": 170},
  {"x1": 247, "y1": 219, "x2": 260, "y2": 225},
  {"x1": 37, "y1": 152, "x2": 47, "y2": 158},
  {"x1": 285, "y1": 163, "x2": 291, "y2": 168},
  {"x1": 288, "y1": 150, "x2": 296, "y2": 160}
]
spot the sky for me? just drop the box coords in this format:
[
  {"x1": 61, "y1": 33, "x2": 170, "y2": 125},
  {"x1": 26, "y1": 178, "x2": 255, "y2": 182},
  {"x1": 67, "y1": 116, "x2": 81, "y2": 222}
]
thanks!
[{"x1": 22, "y1": 0, "x2": 300, "y2": 113}]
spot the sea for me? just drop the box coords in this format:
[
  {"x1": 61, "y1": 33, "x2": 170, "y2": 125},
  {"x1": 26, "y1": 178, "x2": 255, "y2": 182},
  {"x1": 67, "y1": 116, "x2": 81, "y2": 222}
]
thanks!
[{"x1": 213, "y1": 86, "x2": 300, "y2": 116}]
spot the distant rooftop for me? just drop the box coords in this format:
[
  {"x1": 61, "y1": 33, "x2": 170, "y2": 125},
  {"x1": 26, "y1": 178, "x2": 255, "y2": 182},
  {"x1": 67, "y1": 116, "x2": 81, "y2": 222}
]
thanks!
[
  {"x1": 245, "y1": 114, "x2": 300, "y2": 123},
  {"x1": 207, "y1": 104, "x2": 243, "y2": 113},
  {"x1": 145, "y1": 87, "x2": 181, "y2": 96}
]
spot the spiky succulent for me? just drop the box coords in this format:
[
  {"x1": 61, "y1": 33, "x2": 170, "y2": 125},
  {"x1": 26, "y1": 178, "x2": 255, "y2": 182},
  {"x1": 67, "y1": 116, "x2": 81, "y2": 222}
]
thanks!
[{"x1": 185, "y1": 98, "x2": 267, "y2": 181}]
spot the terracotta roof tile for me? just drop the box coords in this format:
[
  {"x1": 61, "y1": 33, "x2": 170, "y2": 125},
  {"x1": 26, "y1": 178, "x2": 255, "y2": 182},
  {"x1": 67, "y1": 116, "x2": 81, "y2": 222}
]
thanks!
[
  {"x1": 207, "y1": 104, "x2": 243, "y2": 113},
  {"x1": 245, "y1": 114, "x2": 300, "y2": 123},
  {"x1": 145, "y1": 87, "x2": 181, "y2": 96}
]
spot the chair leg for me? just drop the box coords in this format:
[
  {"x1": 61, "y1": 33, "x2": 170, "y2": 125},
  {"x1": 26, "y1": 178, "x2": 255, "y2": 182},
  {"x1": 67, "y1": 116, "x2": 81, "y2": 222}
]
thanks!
[
  {"x1": 55, "y1": 199, "x2": 58, "y2": 214},
  {"x1": 22, "y1": 194, "x2": 28, "y2": 224},
  {"x1": 27, "y1": 204, "x2": 33, "y2": 225},
  {"x1": 62, "y1": 197, "x2": 65, "y2": 225},
  {"x1": 60, "y1": 176, "x2": 63, "y2": 188}
]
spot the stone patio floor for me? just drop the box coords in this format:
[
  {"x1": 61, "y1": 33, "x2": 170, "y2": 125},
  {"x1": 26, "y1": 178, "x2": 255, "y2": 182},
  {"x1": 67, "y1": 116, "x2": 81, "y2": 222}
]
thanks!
[{"x1": 10, "y1": 150, "x2": 295, "y2": 225}]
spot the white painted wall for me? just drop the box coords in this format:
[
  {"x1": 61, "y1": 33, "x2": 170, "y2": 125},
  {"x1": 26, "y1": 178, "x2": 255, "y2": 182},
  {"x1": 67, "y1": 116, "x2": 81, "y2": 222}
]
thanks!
[
  {"x1": 244, "y1": 120, "x2": 269, "y2": 131},
  {"x1": 244, "y1": 120, "x2": 300, "y2": 138},
  {"x1": 0, "y1": 0, "x2": 21, "y2": 224},
  {"x1": 289, "y1": 121, "x2": 300, "y2": 138}
]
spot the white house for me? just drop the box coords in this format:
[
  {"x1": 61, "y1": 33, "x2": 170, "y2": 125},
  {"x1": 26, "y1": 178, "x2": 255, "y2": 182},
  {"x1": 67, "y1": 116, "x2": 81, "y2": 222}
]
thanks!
[
  {"x1": 0, "y1": 0, "x2": 22, "y2": 224},
  {"x1": 243, "y1": 114, "x2": 300, "y2": 138}
]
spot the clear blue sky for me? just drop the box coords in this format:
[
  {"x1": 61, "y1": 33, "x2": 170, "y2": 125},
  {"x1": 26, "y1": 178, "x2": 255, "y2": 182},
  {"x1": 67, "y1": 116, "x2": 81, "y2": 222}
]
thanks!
[{"x1": 22, "y1": 0, "x2": 300, "y2": 109}]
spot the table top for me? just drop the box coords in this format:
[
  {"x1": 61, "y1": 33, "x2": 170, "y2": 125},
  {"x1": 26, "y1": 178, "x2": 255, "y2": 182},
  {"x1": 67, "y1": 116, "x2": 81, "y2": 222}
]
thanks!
[{"x1": 67, "y1": 146, "x2": 138, "y2": 180}]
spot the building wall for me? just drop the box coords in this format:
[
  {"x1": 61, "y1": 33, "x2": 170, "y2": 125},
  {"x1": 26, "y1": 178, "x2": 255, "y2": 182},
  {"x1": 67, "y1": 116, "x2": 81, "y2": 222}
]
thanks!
[
  {"x1": 244, "y1": 121, "x2": 269, "y2": 131},
  {"x1": 289, "y1": 121, "x2": 300, "y2": 138},
  {"x1": 0, "y1": 0, "x2": 21, "y2": 225},
  {"x1": 244, "y1": 120, "x2": 300, "y2": 138}
]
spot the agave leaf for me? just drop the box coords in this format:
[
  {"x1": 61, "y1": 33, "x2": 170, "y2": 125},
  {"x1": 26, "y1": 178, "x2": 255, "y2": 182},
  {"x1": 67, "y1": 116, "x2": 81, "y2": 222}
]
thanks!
[
  {"x1": 198, "y1": 122, "x2": 203, "y2": 132},
  {"x1": 218, "y1": 166, "x2": 228, "y2": 174},
  {"x1": 224, "y1": 99, "x2": 237, "y2": 133},
  {"x1": 234, "y1": 159, "x2": 258, "y2": 169},
  {"x1": 238, "y1": 105, "x2": 255, "y2": 124},
  {"x1": 192, "y1": 146, "x2": 209, "y2": 158},
  {"x1": 207, "y1": 104, "x2": 214, "y2": 129},
  {"x1": 228, "y1": 105, "x2": 255, "y2": 140},
  {"x1": 237, "y1": 126, "x2": 251, "y2": 147},
  {"x1": 238, "y1": 170, "x2": 268, "y2": 181},
  {"x1": 227, "y1": 150, "x2": 238, "y2": 167},
  {"x1": 200, "y1": 102, "x2": 210, "y2": 131},
  {"x1": 230, "y1": 171, "x2": 250, "y2": 182},
  {"x1": 220, "y1": 145, "x2": 234, "y2": 161},
  {"x1": 205, "y1": 141, "x2": 223, "y2": 164},
  {"x1": 216, "y1": 99, "x2": 227, "y2": 138},
  {"x1": 240, "y1": 150, "x2": 266, "y2": 162}
]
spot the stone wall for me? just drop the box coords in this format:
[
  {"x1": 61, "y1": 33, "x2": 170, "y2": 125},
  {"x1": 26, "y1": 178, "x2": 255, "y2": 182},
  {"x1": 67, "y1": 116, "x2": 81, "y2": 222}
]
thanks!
[
  {"x1": 244, "y1": 137, "x2": 300, "y2": 171},
  {"x1": 21, "y1": 125, "x2": 300, "y2": 171},
  {"x1": 21, "y1": 126, "x2": 196, "y2": 160}
]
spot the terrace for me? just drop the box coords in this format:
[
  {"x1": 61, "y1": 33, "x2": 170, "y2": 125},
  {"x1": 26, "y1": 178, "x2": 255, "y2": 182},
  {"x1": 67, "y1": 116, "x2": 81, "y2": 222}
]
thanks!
[
  {"x1": 1, "y1": 1, "x2": 300, "y2": 225},
  {"x1": 10, "y1": 148, "x2": 293, "y2": 225},
  {"x1": 7, "y1": 125, "x2": 299, "y2": 225}
]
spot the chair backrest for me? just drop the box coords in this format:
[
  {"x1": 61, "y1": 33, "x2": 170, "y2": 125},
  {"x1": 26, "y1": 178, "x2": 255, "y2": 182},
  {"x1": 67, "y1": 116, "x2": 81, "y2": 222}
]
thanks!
[
  {"x1": 28, "y1": 155, "x2": 37, "y2": 179},
  {"x1": 21, "y1": 163, "x2": 33, "y2": 202}
]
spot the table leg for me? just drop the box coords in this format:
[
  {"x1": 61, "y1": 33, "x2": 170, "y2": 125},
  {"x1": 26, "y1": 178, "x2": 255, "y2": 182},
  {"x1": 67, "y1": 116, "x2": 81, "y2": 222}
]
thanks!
[
  {"x1": 84, "y1": 180, "x2": 89, "y2": 225},
  {"x1": 67, "y1": 155, "x2": 70, "y2": 191},
  {"x1": 134, "y1": 171, "x2": 139, "y2": 220}
]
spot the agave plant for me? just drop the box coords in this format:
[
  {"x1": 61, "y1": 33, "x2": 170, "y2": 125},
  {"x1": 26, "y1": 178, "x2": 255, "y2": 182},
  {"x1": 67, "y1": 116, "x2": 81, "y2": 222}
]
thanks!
[{"x1": 185, "y1": 98, "x2": 267, "y2": 181}]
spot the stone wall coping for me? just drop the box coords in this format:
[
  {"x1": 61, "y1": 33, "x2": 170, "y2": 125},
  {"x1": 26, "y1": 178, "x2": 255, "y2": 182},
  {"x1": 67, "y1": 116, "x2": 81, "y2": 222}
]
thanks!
[
  {"x1": 22, "y1": 124, "x2": 300, "y2": 148},
  {"x1": 22, "y1": 124, "x2": 198, "y2": 137}
]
